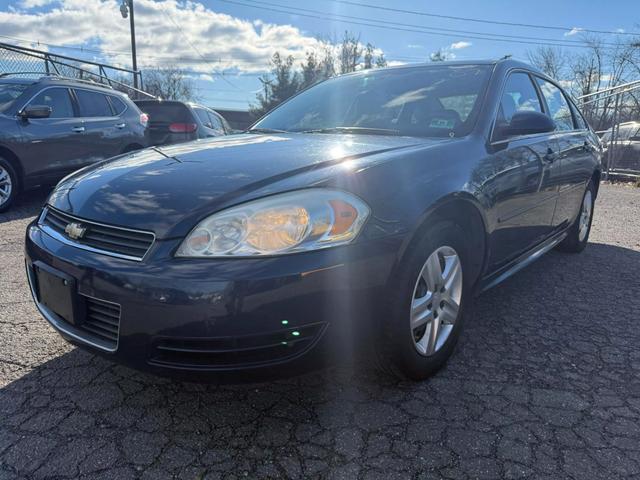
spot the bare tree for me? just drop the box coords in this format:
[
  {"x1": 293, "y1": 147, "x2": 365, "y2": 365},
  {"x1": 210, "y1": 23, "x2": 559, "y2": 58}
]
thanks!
[
  {"x1": 527, "y1": 46, "x2": 566, "y2": 79},
  {"x1": 363, "y1": 43, "x2": 375, "y2": 70},
  {"x1": 142, "y1": 67, "x2": 196, "y2": 101},
  {"x1": 339, "y1": 31, "x2": 362, "y2": 74}
]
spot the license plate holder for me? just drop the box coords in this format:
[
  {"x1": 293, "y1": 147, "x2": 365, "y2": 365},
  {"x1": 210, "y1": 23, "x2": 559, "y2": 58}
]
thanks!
[{"x1": 33, "y1": 261, "x2": 81, "y2": 326}]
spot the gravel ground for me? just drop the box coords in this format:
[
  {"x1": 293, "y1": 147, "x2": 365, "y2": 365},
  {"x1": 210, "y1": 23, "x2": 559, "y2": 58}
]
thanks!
[{"x1": 1, "y1": 184, "x2": 640, "y2": 480}]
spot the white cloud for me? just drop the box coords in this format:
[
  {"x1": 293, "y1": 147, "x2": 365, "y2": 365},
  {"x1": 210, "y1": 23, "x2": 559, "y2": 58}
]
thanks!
[
  {"x1": 564, "y1": 27, "x2": 583, "y2": 37},
  {"x1": 449, "y1": 41, "x2": 472, "y2": 50},
  {"x1": 0, "y1": 0, "x2": 327, "y2": 75},
  {"x1": 407, "y1": 44, "x2": 424, "y2": 49},
  {"x1": 616, "y1": 28, "x2": 626, "y2": 33}
]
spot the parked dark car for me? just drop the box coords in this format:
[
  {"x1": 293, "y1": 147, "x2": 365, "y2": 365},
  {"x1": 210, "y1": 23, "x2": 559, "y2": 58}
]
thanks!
[
  {"x1": 599, "y1": 121, "x2": 640, "y2": 172},
  {"x1": 0, "y1": 75, "x2": 148, "y2": 211},
  {"x1": 26, "y1": 59, "x2": 601, "y2": 380},
  {"x1": 134, "y1": 100, "x2": 231, "y2": 146}
]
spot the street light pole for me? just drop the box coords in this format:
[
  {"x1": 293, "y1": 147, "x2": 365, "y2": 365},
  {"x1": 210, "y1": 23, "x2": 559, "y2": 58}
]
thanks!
[
  {"x1": 120, "y1": 0, "x2": 139, "y2": 90},
  {"x1": 128, "y1": 0, "x2": 138, "y2": 89}
]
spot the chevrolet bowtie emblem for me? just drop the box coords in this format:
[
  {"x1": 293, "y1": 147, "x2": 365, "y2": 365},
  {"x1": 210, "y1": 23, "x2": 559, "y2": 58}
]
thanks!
[{"x1": 64, "y1": 222, "x2": 87, "y2": 240}]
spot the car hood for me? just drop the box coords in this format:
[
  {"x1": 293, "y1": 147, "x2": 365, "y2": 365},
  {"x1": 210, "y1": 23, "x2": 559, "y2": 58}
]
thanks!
[{"x1": 48, "y1": 133, "x2": 437, "y2": 238}]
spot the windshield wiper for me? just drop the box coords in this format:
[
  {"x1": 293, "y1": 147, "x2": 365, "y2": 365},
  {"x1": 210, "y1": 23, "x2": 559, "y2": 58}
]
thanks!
[
  {"x1": 246, "y1": 127, "x2": 289, "y2": 134},
  {"x1": 300, "y1": 127, "x2": 401, "y2": 136}
]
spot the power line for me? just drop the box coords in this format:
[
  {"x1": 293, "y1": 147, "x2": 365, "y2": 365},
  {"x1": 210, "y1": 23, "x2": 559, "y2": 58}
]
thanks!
[
  {"x1": 326, "y1": 0, "x2": 640, "y2": 37},
  {"x1": 217, "y1": 0, "x2": 626, "y2": 49},
  {"x1": 158, "y1": 5, "x2": 241, "y2": 89},
  {"x1": 236, "y1": 0, "x2": 620, "y2": 47}
]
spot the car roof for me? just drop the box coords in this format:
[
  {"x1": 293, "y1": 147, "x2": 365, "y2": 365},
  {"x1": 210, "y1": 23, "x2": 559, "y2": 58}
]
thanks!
[
  {"x1": 335, "y1": 58, "x2": 547, "y2": 80},
  {"x1": 0, "y1": 77, "x2": 37, "y2": 85},
  {"x1": 0, "y1": 74, "x2": 125, "y2": 94}
]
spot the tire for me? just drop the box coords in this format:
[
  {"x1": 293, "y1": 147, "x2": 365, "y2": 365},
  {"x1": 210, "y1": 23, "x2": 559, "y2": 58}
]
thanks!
[
  {"x1": 0, "y1": 157, "x2": 19, "y2": 213},
  {"x1": 557, "y1": 180, "x2": 596, "y2": 253},
  {"x1": 374, "y1": 221, "x2": 472, "y2": 380}
]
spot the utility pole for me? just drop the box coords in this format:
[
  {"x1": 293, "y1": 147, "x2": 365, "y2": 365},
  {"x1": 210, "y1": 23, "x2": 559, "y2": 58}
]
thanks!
[{"x1": 120, "y1": 0, "x2": 139, "y2": 90}]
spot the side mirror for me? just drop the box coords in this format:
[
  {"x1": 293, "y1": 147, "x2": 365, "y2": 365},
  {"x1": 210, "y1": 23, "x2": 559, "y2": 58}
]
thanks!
[
  {"x1": 19, "y1": 105, "x2": 52, "y2": 120},
  {"x1": 497, "y1": 111, "x2": 556, "y2": 139}
]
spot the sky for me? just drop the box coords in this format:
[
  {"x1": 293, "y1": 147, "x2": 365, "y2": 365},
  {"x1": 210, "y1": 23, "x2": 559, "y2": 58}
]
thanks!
[{"x1": 0, "y1": 0, "x2": 638, "y2": 110}]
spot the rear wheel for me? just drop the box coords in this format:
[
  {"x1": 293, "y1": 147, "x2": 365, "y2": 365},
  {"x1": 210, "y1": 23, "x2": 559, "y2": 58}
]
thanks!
[
  {"x1": 0, "y1": 157, "x2": 18, "y2": 213},
  {"x1": 375, "y1": 221, "x2": 471, "y2": 380},
  {"x1": 557, "y1": 180, "x2": 596, "y2": 253}
]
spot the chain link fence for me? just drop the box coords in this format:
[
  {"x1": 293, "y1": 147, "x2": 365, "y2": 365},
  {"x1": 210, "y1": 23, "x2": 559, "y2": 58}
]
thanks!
[
  {"x1": 578, "y1": 81, "x2": 640, "y2": 179},
  {"x1": 0, "y1": 42, "x2": 153, "y2": 99}
]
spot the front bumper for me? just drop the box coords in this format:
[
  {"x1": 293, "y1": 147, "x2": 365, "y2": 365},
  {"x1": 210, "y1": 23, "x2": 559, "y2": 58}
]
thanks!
[{"x1": 25, "y1": 221, "x2": 400, "y2": 377}]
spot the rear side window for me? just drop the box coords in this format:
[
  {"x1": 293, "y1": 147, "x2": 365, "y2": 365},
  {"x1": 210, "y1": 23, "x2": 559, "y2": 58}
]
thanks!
[
  {"x1": 498, "y1": 73, "x2": 542, "y2": 124},
  {"x1": 207, "y1": 112, "x2": 225, "y2": 134},
  {"x1": 135, "y1": 101, "x2": 191, "y2": 123},
  {"x1": 75, "y1": 90, "x2": 114, "y2": 117},
  {"x1": 109, "y1": 96, "x2": 128, "y2": 115},
  {"x1": 194, "y1": 108, "x2": 210, "y2": 125},
  {"x1": 29, "y1": 88, "x2": 74, "y2": 118},
  {"x1": 535, "y1": 79, "x2": 575, "y2": 131}
]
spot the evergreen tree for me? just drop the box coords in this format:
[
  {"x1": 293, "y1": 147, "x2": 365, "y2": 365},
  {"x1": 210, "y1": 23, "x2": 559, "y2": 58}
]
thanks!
[{"x1": 250, "y1": 53, "x2": 300, "y2": 118}]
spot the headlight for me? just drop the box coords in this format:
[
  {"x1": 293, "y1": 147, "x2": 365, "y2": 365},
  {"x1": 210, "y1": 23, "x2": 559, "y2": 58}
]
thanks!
[{"x1": 176, "y1": 189, "x2": 370, "y2": 257}]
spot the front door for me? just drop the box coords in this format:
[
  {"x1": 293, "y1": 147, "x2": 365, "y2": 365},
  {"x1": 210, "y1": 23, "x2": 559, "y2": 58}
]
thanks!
[
  {"x1": 482, "y1": 71, "x2": 560, "y2": 271},
  {"x1": 16, "y1": 87, "x2": 90, "y2": 181}
]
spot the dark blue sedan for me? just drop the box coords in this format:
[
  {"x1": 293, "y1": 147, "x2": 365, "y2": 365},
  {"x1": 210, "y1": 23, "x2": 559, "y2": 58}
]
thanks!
[{"x1": 25, "y1": 59, "x2": 601, "y2": 380}]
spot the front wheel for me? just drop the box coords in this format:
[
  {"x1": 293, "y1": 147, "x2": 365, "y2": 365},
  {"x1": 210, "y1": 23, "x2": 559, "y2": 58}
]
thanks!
[
  {"x1": 557, "y1": 180, "x2": 596, "y2": 253},
  {"x1": 375, "y1": 221, "x2": 470, "y2": 380}
]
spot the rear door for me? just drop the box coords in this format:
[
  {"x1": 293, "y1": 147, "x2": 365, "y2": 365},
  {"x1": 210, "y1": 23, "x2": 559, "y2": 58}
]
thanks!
[
  {"x1": 207, "y1": 111, "x2": 227, "y2": 136},
  {"x1": 16, "y1": 86, "x2": 90, "y2": 180},
  {"x1": 484, "y1": 71, "x2": 560, "y2": 271},
  {"x1": 73, "y1": 88, "x2": 123, "y2": 162},
  {"x1": 534, "y1": 77, "x2": 594, "y2": 229},
  {"x1": 193, "y1": 107, "x2": 217, "y2": 138}
]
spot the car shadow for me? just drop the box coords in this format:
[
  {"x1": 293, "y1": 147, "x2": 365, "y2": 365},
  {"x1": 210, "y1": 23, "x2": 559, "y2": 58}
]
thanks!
[{"x1": 1, "y1": 242, "x2": 639, "y2": 478}]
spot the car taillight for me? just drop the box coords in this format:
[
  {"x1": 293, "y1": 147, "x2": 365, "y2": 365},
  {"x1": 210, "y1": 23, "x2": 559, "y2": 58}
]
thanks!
[
  {"x1": 139, "y1": 113, "x2": 149, "y2": 127},
  {"x1": 169, "y1": 123, "x2": 198, "y2": 133}
]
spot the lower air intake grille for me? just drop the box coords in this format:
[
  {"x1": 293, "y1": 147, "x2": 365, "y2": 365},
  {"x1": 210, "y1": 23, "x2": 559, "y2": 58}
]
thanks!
[
  {"x1": 79, "y1": 296, "x2": 121, "y2": 349},
  {"x1": 149, "y1": 322, "x2": 327, "y2": 369}
]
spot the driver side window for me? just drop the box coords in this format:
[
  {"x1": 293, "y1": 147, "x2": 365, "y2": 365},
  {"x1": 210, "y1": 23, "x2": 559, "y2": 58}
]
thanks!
[
  {"x1": 498, "y1": 73, "x2": 543, "y2": 125},
  {"x1": 28, "y1": 88, "x2": 74, "y2": 119}
]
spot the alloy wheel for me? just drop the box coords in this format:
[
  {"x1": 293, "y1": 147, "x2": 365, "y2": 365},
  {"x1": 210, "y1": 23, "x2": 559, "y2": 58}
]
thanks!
[
  {"x1": 578, "y1": 190, "x2": 593, "y2": 242},
  {"x1": 410, "y1": 245, "x2": 463, "y2": 356},
  {"x1": 0, "y1": 166, "x2": 12, "y2": 207}
]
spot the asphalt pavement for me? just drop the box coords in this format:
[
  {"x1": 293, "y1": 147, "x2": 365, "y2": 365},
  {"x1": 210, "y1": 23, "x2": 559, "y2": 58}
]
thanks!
[{"x1": 1, "y1": 184, "x2": 640, "y2": 480}]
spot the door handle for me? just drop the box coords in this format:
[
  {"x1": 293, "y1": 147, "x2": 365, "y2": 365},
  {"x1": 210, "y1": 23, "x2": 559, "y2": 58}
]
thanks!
[
  {"x1": 115, "y1": 123, "x2": 126, "y2": 129},
  {"x1": 71, "y1": 126, "x2": 85, "y2": 133}
]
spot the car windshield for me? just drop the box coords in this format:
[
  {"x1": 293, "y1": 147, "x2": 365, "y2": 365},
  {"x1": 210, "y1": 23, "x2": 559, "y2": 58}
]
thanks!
[
  {"x1": 0, "y1": 83, "x2": 29, "y2": 114},
  {"x1": 252, "y1": 65, "x2": 492, "y2": 138}
]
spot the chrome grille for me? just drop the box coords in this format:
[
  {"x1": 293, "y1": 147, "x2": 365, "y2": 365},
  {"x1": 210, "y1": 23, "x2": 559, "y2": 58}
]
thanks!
[
  {"x1": 80, "y1": 296, "x2": 120, "y2": 349},
  {"x1": 41, "y1": 207, "x2": 155, "y2": 261}
]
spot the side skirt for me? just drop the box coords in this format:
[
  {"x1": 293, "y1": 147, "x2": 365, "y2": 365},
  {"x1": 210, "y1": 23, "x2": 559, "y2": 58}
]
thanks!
[{"x1": 478, "y1": 229, "x2": 568, "y2": 294}]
